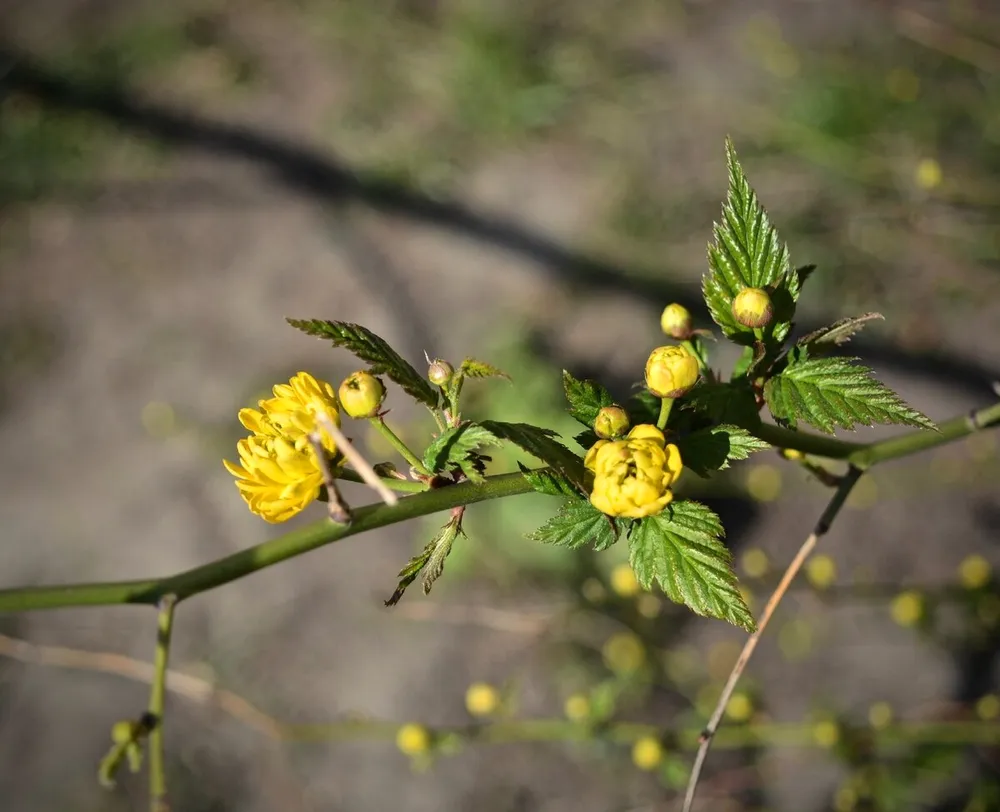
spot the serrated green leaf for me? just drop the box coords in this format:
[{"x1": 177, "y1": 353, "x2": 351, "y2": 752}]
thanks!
[
  {"x1": 731, "y1": 345, "x2": 755, "y2": 378},
  {"x1": 528, "y1": 500, "x2": 618, "y2": 550},
  {"x1": 683, "y1": 380, "x2": 761, "y2": 429},
  {"x1": 629, "y1": 501, "x2": 755, "y2": 631},
  {"x1": 385, "y1": 520, "x2": 461, "y2": 605},
  {"x1": 627, "y1": 387, "x2": 661, "y2": 426},
  {"x1": 796, "y1": 313, "x2": 884, "y2": 350},
  {"x1": 480, "y1": 420, "x2": 588, "y2": 489},
  {"x1": 517, "y1": 462, "x2": 586, "y2": 499},
  {"x1": 459, "y1": 358, "x2": 511, "y2": 380},
  {"x1": 676, "y1": 425, "x2": 771, "y2": 477},
  {"x1": 286, "y1": 319, "x2": 438, "y2": 407},
  {"x1": 422, "y1": 422, "x2": 502, "y2": 474},
  {"x1": 702, "y1": 139, "x2": 798, "y2": 344},
  {"x1": 563, "y1": 370, "x2": 614, "y2": 426},
  {"x1": 573, "y1": 428, "x2": 598, "y2": 450},
  {"x1": 764, "y1": 356, "x2": 937, "y2": 434}
]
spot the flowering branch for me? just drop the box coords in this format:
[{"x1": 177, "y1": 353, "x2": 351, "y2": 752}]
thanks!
[{"x1": 2, "y1": 400, "x2": 998, "y2": 615}]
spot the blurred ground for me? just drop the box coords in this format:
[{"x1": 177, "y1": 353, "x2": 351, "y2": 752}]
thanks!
[{"x1": 1, "y1": 1, "x2": 999, "y2": 811}]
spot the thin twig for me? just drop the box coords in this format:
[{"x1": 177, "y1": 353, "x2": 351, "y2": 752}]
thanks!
[
  {"x1": 148, "y1": 594, "x2": 176, "y2": 812},
  {"x1": 681, "y1": 466, "x2": 862, "y2": 812},
  {"x1": 315, "y1": 413, "x2": 398, "y2": 507},
  {"x1": 307, "y1": 432, "x2": 352, "y2": 523}
]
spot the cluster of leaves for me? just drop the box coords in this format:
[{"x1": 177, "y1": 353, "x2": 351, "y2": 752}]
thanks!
[{"x1": 288, "y1": 138, "x2": 934, "y2": 633}]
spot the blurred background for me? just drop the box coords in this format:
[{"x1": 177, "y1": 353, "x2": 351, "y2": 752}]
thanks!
[{"x1": 2, "y1": 0, "x2": 1000, "y2": 810}]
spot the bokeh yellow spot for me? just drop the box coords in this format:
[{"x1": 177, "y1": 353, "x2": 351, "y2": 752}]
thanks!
[
  {"x1": 885, "y1": 68, "x2": 920, "y2": 101},
  {"x1": 806, "y1": 554, "x2": 837, "y2": 590},
  {"x1": 603, "y1": 632, "x2": 646, "y2": 675},
  {"x1": 564, "y1": 693, "x2": 590, "y2": 722},
  {"x1": 465, "y1": 682, "x2": 500, "y2": 717},
  {"x1": 976, "y1": 694, "x2": 1000, "y2": 721},
  {"x1": 779, "y1": 617, "x2": 813, "y2": 661},
  {"x1": 958, "y1": 554, "x2": 992, "y2": 590},
  {"x1": 763, "y1": 44, "x2": 800, "y2": 78},
  {"x1": 915, "y1": 158, "x2": 942, "y2": 190},
  {"x1": 581, "y1": 578, "x2": 607, "y2": 604},
  {"x1": 812, "y1": 720, "x2": 840, "y2": 748},
  {"x1": 741, "y1": 547, "x2": 770, "y2": 579},
  {"x1": 726, "y1": 692, "x2": 754, "y2": 722},
  {"x1": 142, "y1": 401, "x2": 176, "y2": 438},
  {"x1": 846, "y1": 476, "x2": 878, "y2": 510},
  {"x1": 891, "y1": 590, "x2": 924, "y2": 627},
  {"x1": 707, "y1": 640, "x2": 742, "y2": 681},
  {"x1": 636, "y1": 593, "x2": 662, "y2": 618},
  {"x1": 396, "y1": 723, "x2": 431, "y2": 755},
  {"x1": 746, "y1": 464, "x2": 782, "y2": 502},
  {"x1": 610, "y1": 563, "x2": 640, "y2": 598},
  {"x1": 696, "y1": 683, "x2": 721, "y2": 716},
  {"x1": 632, "y1": 736, "x2": 663, "y2": 770},
  {"x1": 868, "y1": 701, "x2": 893, "y2": 729},
  {"x1": 663, "y1": 645, "x2": 701, "y2": 687}
]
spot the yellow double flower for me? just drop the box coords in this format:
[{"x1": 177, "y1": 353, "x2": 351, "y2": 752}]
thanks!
[
  {"x1": 223, "y1": 372, "x2": 341, "y2": 523},
  {"x1": 585, "y1": 424, "x2": 683, "y2": 519}
]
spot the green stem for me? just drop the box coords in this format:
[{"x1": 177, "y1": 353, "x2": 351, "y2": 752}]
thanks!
[
  {"x1": 656, "y1": 397, "x2": 675, "y2": 431},
  {"x1": 148, "y1": 595, "x2": 176, "y2": 812},
  {"x1": 369, "y1": 417, "x2": 433, "y2": 476},
  {"x1": 337, "y1": 469, "x2": 428, "y2": 493},
  {"x1": 0, "y1": 473, "x2": 535, "y2": 612}
]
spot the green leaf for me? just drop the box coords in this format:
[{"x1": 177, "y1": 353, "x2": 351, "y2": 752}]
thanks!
[
  {"x1": 422, "y1": 422, "x2": 502, "y2": 475},
  {"x1": 385, "y1": 520, "x2": 461, "y2": 605},
  {"x1": 676, "y1": 425, "x2": 771, "y2": 477},
  {"x1": 517, "y1": 462, "x2": 586, "y2": 499},
  {"x1": 627, "y1": 387, "x2": 661, "y2": 426},
  {"x1": 731, "y1": 346, "x2": 755, "y2": 378},
  {"x1": 629, "y1": 501, "x2": 755, "y2": 631},
  {"x1": 684, "y1": 380, "x2": 761, "y2": 429},
  {"x1": 528, "y1": 500, "x2": 618, "y2": 551},
  {"x1": 459, "y1": 358, "x2": 511, "y2": 380},
  {"x1": 480, "y1": 420, "x2": 588, "y2": 489},
  {"x1": 796, "y1": 313, "x2": 884, "y2": 351},
  {"x1": 764, "y1": 356, "x2": 937, "y2": 434},
  {"x1": 286, "y1": 319, "x2": 438, "y2": 407},
  {"x1": 563, "y1": 370, "x2": 614, "y2": 426},
  {"x1": 573, "y1": 428, "x2": 599, "y2": 450},
  {"x1": 702, "y1": 139, "x2": 799, "y2": 344}
]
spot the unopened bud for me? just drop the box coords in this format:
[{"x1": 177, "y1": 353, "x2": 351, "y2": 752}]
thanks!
[
  {"x1": 594, "y1": 405, "x2": 630, "y2": 439},
  {"x1": 731, "y1": 287, "x2": 774, "y2": 329},
  {"x1": 428, "y1": 359, "x2": 454, "y2": 386},
  {"x1": 660, "y1": 303, "x2": 693, "y2": 340},
  {"x1": 338, "y1": 370, "x2": 386, "y2": 419},
  {"x1": 645, "y1": 345, "x2": 700, "y2": 399}
]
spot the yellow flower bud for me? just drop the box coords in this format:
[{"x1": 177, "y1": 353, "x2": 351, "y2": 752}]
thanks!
[
  {"x1": 631, "y1": 736, "x2": 663, "y2": 771},
  {"x1": 645, "y1": 345, "x2": 700, "y2": 398},
  {"x1": 890, "y1": 590, "x2": 924, "y2": 627},
  {"x1": 564, "y1": 694, "x2": 590, "y2": 722},
  {"x1": 585, "y1": 424, "x2": 683, "y2": 519},
  {"x1": 396, "y1": 723, "x2": 431, "y2": 755},
  {"x1": 660, "y1": 303, "x2": 693, "y2": 339},
  {"x1": 339, "y1": 370, "x2": 386, "y2": 419},
  {"x1": 428, "y1": 359, "x2": 454, "y2": 386},
  {"x1": 731, "y1": 287, "x2": 774, "y2": 329},
  {"x1": 464, "y1": 682, "x2": 500, "y2": 717},
  {"x1": 594, "y1": 405, "x2": 630, "y2": 439},
  {"x1": 111, "y1": 721, "x2": 135, "y2": 745}
]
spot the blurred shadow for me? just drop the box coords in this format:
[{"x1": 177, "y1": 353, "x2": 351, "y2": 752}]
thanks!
[{"x1": 1, "y1": 44, "x2": 998, "y2": 404}]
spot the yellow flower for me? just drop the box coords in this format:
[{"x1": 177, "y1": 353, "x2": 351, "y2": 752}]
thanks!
[
  {"x1": 464, "y1": 682, "x2": 500, "y2": 717},
  {"x1": 258, "y1": 371, "x2": 341, "y2": 453},
  {"x1": 223, "y1": 434, "x2": 325, "y2": 523},
  {"x1": 645, "y1": 345, "x2": 700, "y2": 398},
  {"x1": 396, "y1": 723, "x2": 431, "y2": 755},
  {"x1": 586, "y1": 424, "x2": 683, "y2": 518},
  {"x1": 731, "y1": 287, "x2": 774, "y2": 329},
  {"x1": 224, "y1": 372, "x2": 343, "y2": 523},
  {"x1": 632, "y1": 736, "x2": 663, "y2": 770}
]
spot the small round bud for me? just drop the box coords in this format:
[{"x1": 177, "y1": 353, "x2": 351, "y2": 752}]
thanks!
[
  {"x1": 338, "y1": 371, "x2": 386, "y2": 419},
  {"x1": 660, "y1": 303, "x2": 693, "y2": 339},
  {"x1": 464, "y1": 682, "x2": 500, "y2": 717},
  {"x1": 644, "y1": 345, "x2": 700, "y2": 399},
  {"x1": 395, "y1": 723, "x2": 431, "y2": 755},
  {"x1": 564, "y1": 694, "x2": 590, "y2": 722},
  {"x1": 594, "y1": 405, "x2": 630, "y2": 439},
  {"x1": 111, "y1": 721, "x2": 134, "y2": 745},
  {"x1": 427, "y1": 359, "x2": 454, "y2": 386},
  {"x1": 731, "y1": 287, "x2": 774, "y2": 329}
]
